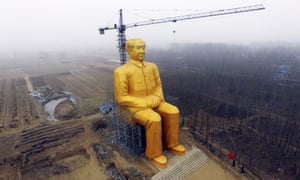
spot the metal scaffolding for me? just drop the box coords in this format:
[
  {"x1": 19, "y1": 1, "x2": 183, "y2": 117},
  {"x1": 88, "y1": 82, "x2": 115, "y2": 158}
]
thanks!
[{"x1": 106, "y1": 106, "x2": 146, "y2": 155}]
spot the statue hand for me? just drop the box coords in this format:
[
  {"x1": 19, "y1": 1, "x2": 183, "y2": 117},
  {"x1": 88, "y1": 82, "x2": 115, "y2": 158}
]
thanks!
[{"x1": 146, "y1": 95, "x2": 161, "y2": 108}]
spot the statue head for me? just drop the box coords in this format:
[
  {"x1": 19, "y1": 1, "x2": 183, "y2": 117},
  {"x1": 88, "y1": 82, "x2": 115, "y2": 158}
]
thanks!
[{"x1": 126, "y1": 38, "x2": 146, "y2": 62}]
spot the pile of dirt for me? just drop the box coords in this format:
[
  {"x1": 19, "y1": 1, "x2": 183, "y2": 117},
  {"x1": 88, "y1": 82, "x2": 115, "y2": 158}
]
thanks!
[{"x1": 54, "y1": 100, "x2": 81, "y2": 120}]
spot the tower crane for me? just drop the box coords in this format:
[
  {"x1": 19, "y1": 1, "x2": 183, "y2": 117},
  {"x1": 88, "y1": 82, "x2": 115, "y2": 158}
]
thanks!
[{"x1": 99, "y1": 4, "x2": 265, "y2": 65}]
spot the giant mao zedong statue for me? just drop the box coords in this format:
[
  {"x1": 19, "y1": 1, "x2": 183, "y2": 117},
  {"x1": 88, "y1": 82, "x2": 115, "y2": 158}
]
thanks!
[{"x1": 114, "y1": 38, "x2": 185, "y2": 168}]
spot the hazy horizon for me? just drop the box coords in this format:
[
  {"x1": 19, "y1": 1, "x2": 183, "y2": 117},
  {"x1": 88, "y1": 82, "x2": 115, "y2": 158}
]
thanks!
[{"x1": 1, "y1": 0, "x2": 300, "y2": 53}]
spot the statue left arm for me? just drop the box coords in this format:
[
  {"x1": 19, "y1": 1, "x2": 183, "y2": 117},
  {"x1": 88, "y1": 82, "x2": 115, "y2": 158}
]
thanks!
[
  {"x1": 114, "y1": 68, "x2": 149, "y2": 108},
  {"x1": 152, "y1": 64, "x2": 165, "y2": 101}
]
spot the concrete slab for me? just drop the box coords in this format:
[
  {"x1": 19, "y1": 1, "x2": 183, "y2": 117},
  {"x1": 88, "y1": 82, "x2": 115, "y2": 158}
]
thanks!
[{"x1": 152, "y1": 146, "x2": 209, "y2": 180}]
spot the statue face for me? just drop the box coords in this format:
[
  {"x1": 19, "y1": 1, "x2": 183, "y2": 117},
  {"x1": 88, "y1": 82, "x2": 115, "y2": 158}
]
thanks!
[{"x1": 129, "y1": 41, "x2": 146, "y2": 61}]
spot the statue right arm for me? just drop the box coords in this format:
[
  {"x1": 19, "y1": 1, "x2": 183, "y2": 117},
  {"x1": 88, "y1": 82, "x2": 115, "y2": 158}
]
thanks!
[{"x1": 114, "y1": 69, "x2": 148, "y2": 108}]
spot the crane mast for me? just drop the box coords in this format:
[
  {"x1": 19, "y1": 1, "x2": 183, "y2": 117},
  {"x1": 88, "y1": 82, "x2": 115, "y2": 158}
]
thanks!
[
  {"x1": 99, "y1": 4, "x2": 265, "y2": 65},
  {"x1": 118, "y1": 9, "x2": 127, "y2": 65}
]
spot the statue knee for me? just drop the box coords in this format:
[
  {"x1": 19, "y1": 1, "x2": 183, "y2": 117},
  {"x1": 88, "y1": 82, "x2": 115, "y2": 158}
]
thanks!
[
  {"x1": 144, "y1": 113, "x2": 161, "y2": 128},
  {"x1": 133, "y1": 110, "x2": 162, "y2": 127},
  {"x1": 158, "y1": 102, "x2": 180, "y2": 115},
  {"x1": 150, "y1": 113, "x2": 162, "y2": 122},
  {"x1": 163, "y1": 105, "x2": 179, "y2": 115}
]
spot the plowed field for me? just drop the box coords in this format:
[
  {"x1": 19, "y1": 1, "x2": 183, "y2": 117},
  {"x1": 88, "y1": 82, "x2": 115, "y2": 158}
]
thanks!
[{"x1": 0, "y1": 79, "x2": 40, "y2": 131}]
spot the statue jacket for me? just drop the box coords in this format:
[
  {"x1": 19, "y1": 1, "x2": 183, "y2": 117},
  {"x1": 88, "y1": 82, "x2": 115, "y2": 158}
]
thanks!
[{"x1": 114, "y1": 59, "x2": 164, "y2": 113}]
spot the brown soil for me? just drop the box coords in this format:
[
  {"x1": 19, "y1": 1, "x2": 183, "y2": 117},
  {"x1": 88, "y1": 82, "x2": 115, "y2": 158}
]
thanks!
[
  {"x1": 0, "y1": 58, "x2": 248, "y2": 180},
  {"x1": 0, "y1": 110, "x2": 246, "y2": 180},
  {"x1": 0, "y1": 115, "x2": 156, "y2": 180},
  {"x1": 55, "y1": 100, "x2": 81, "y2": 120}
]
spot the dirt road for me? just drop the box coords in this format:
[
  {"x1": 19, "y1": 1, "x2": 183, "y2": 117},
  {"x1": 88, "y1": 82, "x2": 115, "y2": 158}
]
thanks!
[{"x1": 24, "y1": 75, "x2": 34, "y2": 92}]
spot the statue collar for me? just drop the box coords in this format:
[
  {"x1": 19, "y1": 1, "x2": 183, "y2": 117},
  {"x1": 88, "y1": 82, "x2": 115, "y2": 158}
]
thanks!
[{"x1": 129, "y1": 59, "x2": 145, "y2": 68}]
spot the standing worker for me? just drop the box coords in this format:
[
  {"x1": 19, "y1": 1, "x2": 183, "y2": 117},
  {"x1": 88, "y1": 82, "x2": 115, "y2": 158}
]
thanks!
[{"x1": 114, "y1": 38, "x2": 185, "y2": 168}]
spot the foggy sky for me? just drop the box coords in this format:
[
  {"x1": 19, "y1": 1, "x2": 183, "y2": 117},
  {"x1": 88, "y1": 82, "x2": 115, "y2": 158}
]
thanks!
[{"x1": 0, "y1": 0, "x2": 300, "y2": 53}]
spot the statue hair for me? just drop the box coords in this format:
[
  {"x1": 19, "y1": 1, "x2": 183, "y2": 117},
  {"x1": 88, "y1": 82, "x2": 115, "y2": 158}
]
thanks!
[{"x1": 125, "y1": 38, "x2": 145, "y2": 52}]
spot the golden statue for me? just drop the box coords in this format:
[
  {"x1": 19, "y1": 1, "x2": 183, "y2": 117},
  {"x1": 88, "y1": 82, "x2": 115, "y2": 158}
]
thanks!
[{"x1": 114, "y1": 38, "x2": 185, "y2": 168}]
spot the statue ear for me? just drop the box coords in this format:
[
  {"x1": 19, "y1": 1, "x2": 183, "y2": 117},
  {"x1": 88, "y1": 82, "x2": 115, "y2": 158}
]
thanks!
[
  {"x1": 126, "y1": 46, "x2": 132, "y2": 53},
  {"x1": 128, "y1": 47, "x2": 135, "y2": 56},
  {"x1": 127, "y1": 48, "x2": 131, "y2": 55}
]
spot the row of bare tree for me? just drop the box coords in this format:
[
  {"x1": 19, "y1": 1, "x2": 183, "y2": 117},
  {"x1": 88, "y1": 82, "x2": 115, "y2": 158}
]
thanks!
[{"x1": 149, "y1": 43, "x2": 300, "y2": 179}]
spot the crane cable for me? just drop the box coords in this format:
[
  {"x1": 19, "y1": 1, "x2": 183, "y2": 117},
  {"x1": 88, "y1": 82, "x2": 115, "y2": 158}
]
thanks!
[
  {"x1": 125, "y1": 9, "x2": 210, "y2": 22},
  {"x1": 105, "y1": 10, "x2": 119, "y2": 27}
]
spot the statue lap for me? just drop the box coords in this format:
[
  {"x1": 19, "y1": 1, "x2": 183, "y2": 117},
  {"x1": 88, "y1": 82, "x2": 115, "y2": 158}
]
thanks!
[{"x1": 128, "y1": 102, "x2": 179, "y2": 126}]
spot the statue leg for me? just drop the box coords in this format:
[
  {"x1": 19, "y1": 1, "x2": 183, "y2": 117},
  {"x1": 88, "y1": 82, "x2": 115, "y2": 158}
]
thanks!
[
  {"x1": 156, "y1": 102, "x2": 185, "y2": 155},
  {"x1": 133, "y1": 108, "x2": 163, "y2": 159},
  {"x1": 156, "y1": 102, "x2": 180, "y2": 148}
]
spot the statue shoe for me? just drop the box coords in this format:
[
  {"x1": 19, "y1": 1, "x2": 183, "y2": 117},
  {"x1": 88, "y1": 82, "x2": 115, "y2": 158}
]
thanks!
[
  {"x1": 151, "y1": 155, "x2": 167, "y2": 169},
  {"x1": 169, "y1": 144, "x2": 186, "y2": 156}
]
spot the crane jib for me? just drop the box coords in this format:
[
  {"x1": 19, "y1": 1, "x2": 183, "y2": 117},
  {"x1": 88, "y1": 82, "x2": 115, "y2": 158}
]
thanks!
[
  {"x1": 98, "y1": 4, "x2": 265, "y2": 64},
  {"x1": 99, "y1": 4, "x2": 265, "y2": 31},
  {"x1": 126, "y1": 4, "x2": 265, "y2": 28}
]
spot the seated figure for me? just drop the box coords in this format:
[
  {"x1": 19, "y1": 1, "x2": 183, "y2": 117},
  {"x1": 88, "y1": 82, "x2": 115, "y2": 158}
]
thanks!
[{"x1": 114, "y1": 38, "x2": 185, "y2": 168}]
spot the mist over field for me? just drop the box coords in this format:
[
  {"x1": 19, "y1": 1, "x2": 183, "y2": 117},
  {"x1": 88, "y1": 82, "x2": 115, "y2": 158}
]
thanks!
[
  {"x1": 1, "y1": 0, "x2": 300, "y2": 179},
  {"x1": 0, "y1": 41, "x2": 300, "y2": 179}
]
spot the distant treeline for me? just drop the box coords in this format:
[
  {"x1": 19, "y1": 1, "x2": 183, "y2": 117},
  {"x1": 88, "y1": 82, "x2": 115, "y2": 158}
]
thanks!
[{"x1": 148, "y1": 43, "x2": 300, "y2": 179}]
